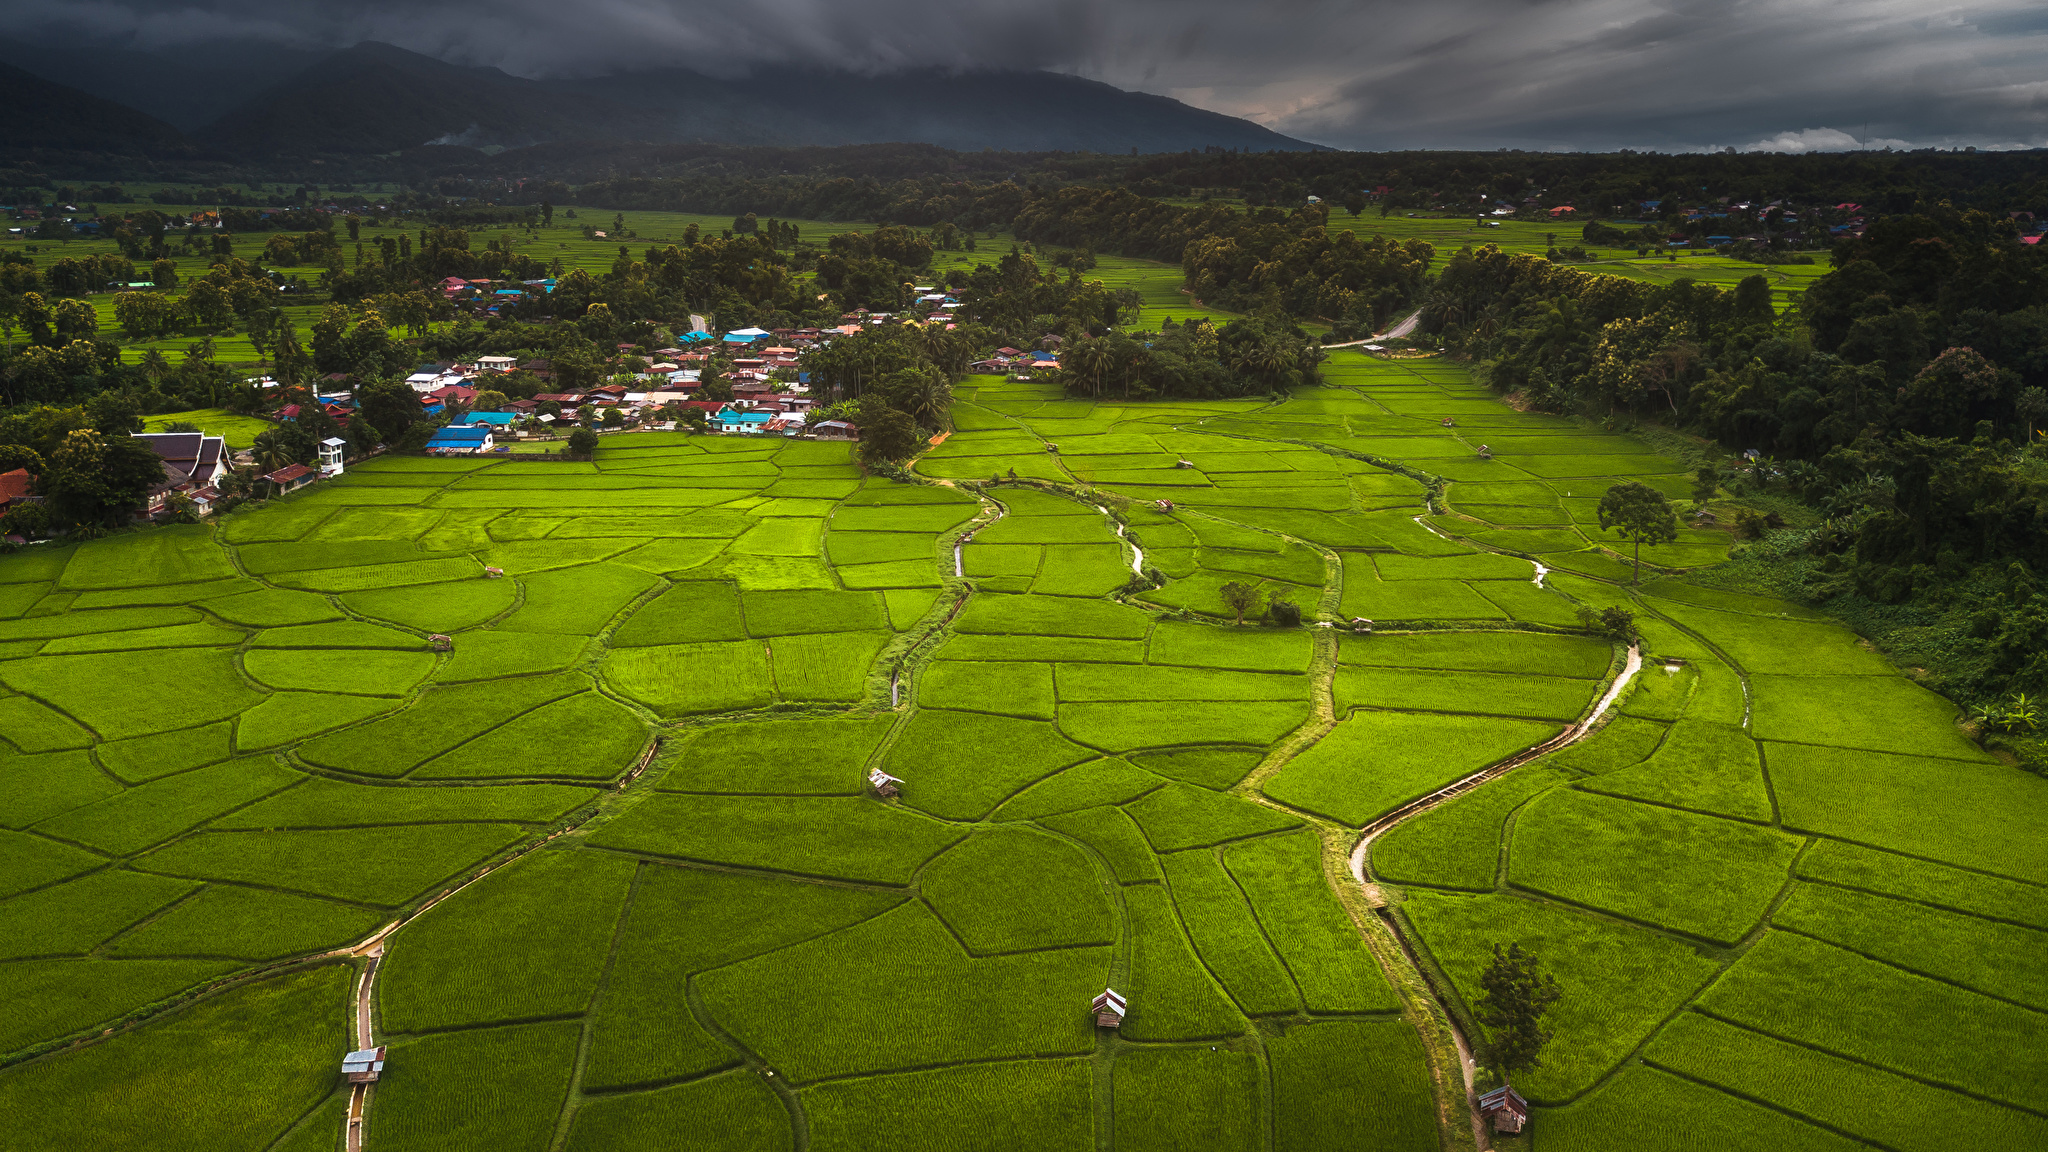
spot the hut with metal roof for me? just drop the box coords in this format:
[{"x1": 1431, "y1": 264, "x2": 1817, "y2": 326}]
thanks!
[
  {"x1": 1091, "y1": 989, "x2": 1127, "y2": 1028},
  {"x1": 342, "y1": 1046, "x2": 387, "y2": 1084},
  {"x1": 1478, "y1": 1085, "x2": 1528, "y2": 1134}
]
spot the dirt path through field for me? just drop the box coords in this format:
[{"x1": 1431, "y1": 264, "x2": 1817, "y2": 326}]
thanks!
[{"x1": 1323, "y1": 309, "x2": 1425, "y2": 349}]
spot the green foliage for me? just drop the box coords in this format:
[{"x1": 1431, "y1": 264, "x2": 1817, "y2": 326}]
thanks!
[
  {"x1": 1224, "y1": 831, "x2": 1401, "y2": 1012},
  {"x1": 1119, "y1": 884, "x2": 1245, "y2": 1042},
  {"x1": 1476, "y1": 941, "x2": 1563, "y2": 1083},
  {"x1": 567, "y1": 1072, "x2": 792, "y2": 1152},
  {"x1": 0, "y1": 966, "x2": 351, "y2": 1152},
  {"x1": 1371, "y1": 767, "x2": 1570, "y2": 891},
  {"x1": 1510, "y1": 788, "x2": 1802, "y2": 944},
  {"x1": 922, "y1": 828, "x2": 1115, "y2": 954},
  {"x1": 583, "y1": 864, "x2": 901, "y2": 1092},
  {"x1": 136, "y1": 823, "x2": 528, "y2": 907},
  {"x1": 1404, "y1": 891, "x2": 1721, "y2": 1101},
  {"x1": 699, "y1": 901, "x2": 1104, "y2": 1082},
  {"x1": 34, "y1": 755, "x2": 300, "y2": 855},
  {"x1": 1157, "y1": 850, "x2": 1298, "y2": 1015},
  {"x1": 375, "y1": 1021, "x2": 581, "y2": 1152},
  {"x1": 1697, "y1": 930, "x2": 2047, "y2": 1110},
  {"x1": 806, "y1": 1060, "x2": 1092, "y2": 1152},
  {"x1": 657, "y1": 716, "x2": 894, "y2": 794},
  {"x1": 382, "y1": 849, "x2": 637, "y2": 1031},
  {"x1": 1263, "y1": 711, "x2": 1561, "y2": 826},
  {"x1": 1641, "y1": 1010, "x2": 2048, "y2": 1151},
  {"x1": 1267, "y1": 1021, "x2": 1439, "y2": 1152},
  {"x1": 885, "y1": 710, "x2": 1092, "y2": 820},
  {"x1": 0, "y1": 869, "x2": 196, "y2": 959},
  {"x1": 1112, "y1": 1045, "x2": 1261, "y2": 1152},
  {"x1": 1124, "y1": 783, "x2": 1301, "y2": 851},
  {"x1": 1539, "y1": 1064, "x2": 1864, "y2": 1152},
  {"x1": 588, "y1": 794, "x2": 962, "y2": 885},
  {"x1": 1035, "y1": 805, "x2": 1162, "y2": 882},
  {"x1": 106, "y1": 885, "x2": 382, "y2": 961}
]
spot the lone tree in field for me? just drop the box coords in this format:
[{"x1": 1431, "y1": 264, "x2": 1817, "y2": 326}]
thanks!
[
  {"x1": 1219, "y1": 581, "x2": 1260, "y2": 625},
  {"x1": 1597, "y1": 480, "x2": 1677, "y2": 585},
  {"x1": 1476, "y1": 943, "x2": 1562, "y2": 1089},
  {"x1": 568, "y1": 427, "x2": 600, "y2": 459}
]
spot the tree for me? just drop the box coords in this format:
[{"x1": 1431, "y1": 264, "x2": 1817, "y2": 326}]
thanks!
[
  {"x1": 39, "y1": 429, "x2": 165, "y2": 529},
  {"x1": 1690, "y1": 465, "x2": 1718, "y2": 507},
  {"x1": 568, "y1": 426, "x2": 600, "y2": 459},
  {"x1": 150, "y1": 258, "x2": 177, "y2": 290},
  {"x1": 855, "y1": 406, "x2": 923, "y2": 465},
  {"x1": 1265, "y1": 588, "x2": 1302, "y2": 626},
  {"x1": 251, "y1": 425, "x2": 314, "y2": 473},
  {"x1": 358, "y1": 381, "x2": 419, "y2": 444},
  {"x1": 470, "y1": 389, "x2": 509, "y2": 412},
  {"x1": 1596, "y1": 480, "x2": 1678, "y2": 585},
  {"x1": 1219, "y1": 580, "x2": 1260, "y2": 625},
  {"x1": 1475, "y1": 942, "x2": 1562, "y2": 1088},
  {"x1": 2018, "y1": 386, "x2": 2048, "y2": 445}
]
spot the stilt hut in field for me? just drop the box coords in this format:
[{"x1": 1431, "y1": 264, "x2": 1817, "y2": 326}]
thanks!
[
  {"x1": 1091, "y1": 989, "x2": 1127, "y2": 1028},
  {"x1": 1478, "y1": 1085, "x2": 1528, "y2": 1133},
  {"x1": 868, "y1": 768, "x2": 902, "y2": 798},
  {"x1": 342, "y1": 1046, "x2": 387, "y2": 1084}
]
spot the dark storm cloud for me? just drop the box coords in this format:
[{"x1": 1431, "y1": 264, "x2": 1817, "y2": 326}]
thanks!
[{"x1": 15, "y1": 0, "x2": 2048, "y2": 150}]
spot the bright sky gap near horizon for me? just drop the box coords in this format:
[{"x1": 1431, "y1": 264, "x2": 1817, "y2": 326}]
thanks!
[{"x1": 10, "y1": 0, "x2": 2048, "y2": 152}]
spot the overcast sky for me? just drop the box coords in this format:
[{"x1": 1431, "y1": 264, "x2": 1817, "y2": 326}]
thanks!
[{"x1": 16, "y1": 0, "x2": 2048, "y2": 151}]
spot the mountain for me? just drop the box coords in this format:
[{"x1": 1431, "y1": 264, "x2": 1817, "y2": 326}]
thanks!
[
  {"x1": 0, "y1": 60, "x2": 188, "y2": 152},
  {"x1": 195, "y1": 42, "x2": 1317, "y2": 156},
  {"x1": 0, "y1": 37, "x2": 325, "y2": 133}
]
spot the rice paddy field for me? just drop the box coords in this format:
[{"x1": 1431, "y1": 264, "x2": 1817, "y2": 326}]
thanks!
[{"x1": 0, "y1": 347, "x2": 2038, "y2": 1152}]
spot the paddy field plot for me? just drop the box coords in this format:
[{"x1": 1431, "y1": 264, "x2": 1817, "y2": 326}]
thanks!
[{"x1": 0, "y1": 351, "x2": 2030, "y2": 1150}]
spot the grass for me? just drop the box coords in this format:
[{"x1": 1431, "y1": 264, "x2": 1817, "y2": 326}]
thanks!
[
  {"x1": 1157, "y1": 850, "x2": 1299, "y2": 1015},
  {"x1": 1794, "y1": 839, "x2": 2048, "y2": 930},
  {"x1": 1113, "y1": 1045, "x2": 1261, "y2": 1152},
  {"x1": 412, "y1": 691, "x2": 647, "y2": 780},
  {"x1": 0, "y1": 868, "x2": 196, "y2": 959},
  {"x1": 1058, "y1": 700, "x2": 1311, "y2": 753},
  {"x1": 380, "y1": 848, "x2": 637, "y2": 1032},
  {"x1": 1765, "y1": 742, "x2": 2048, "y2": 883},
  {"x1": 105, "y1": 885, "x2": 383, "y2": 961},
  {"x1": 1507, "y1": 787, "x2": 1802, "y2": 945},
  {"x1": 601, "y1": 641, "x2": 774, "y2": 715},
  {"x1": 0, "y1": 964, "x2": 350, "y2": 1151},
  {"x1": 1262, "y1": 711, "x2": 1561, "y2": 826},
  {"x1": 1641, "y1": 1010, "x2": 2048, "y2": 1151},
  {"x1": 1225, "y1": 831, "x2": 1403, "y2": 1013},
  {"x1": 1056, "y1": 664, "x2": 1306, "y2": 702},
  {"x1": 297, "y1": 672, "x2": 589, "y2": 776},
  {"x1": 953, "y1": 593, "x2": 1153, "y2": 639},
  {"x1": 587, "y1": 794, "x2": 963, "y2": 885},
  {"x1": 135, "y1": 824, "x2": 528, "y2": 907},
  {"x1": 0, "y1": 958, "x2": 241, "y2": 1056},
  {"x1": 1119, "y1": 883, "x2": 1246, "y2": 1042},
  {"x1": 567, "y1": 1071, "x2": 792, "y2": 1152},
  {"x1": 884, "y1": 710, "x2": 1093, "y2": 820},
  {"x1": 1402, "y1": 891, "x2": 1721, "y2": 1102},
  {"x1": 698, "y1": 901, "x2": 1105, "y2": 1082},
  {"x1": 34, "y1": 755, "x2": 300, "y2": 856},
  {"x1": 582, "y1": 864, "x2": 900, "y2": 1092},
  {"x1": 1694, "y1": 930, "x2": 2047, "y2": 1110},
  {"x1": 992, "y1": 758, "x2": 1165, "y2": 819},
  {"x1": 0, "y1": 748, "x2": 120, "y2": 827},
  {"x1": 920, "y1": 659, "x2": 1058, "y2": 719},
  {"x1": 1371, "y1": 767, "x2": 1570, "y2": 892},
  {"x1": 1124, "y1": 784, "x2": 1302, "y2": 851},
  {"x1": 241, "y1": 648, "x2": 435, "y2": 695},
  {"x1": 1771, "y1": 882, "x2": 2046, "y2": 1009},
  {"x1": 656, "y1": 716, "x2": 894, "y2": 794},
  {"x1": 806, "y1": 1059, "x2": 1093, "y2": 1152},
  {"x1": 374, "y1": 1020, "x2": 580, "y2": 1152},
  {"x1": 1333, "y1": 667, "x2": 1597, "y2": 721},
  {"x1": 1579, "y1": 720, "x2": 1771, "y2": 821},
  {"x1": 222, "y1": 777, "x2": 596, "y2": 829},
  {"x1": 1035, "y1": 805, "x2": 1163, "y2": 882},
  {"x1": 1127, "y1": 748, "x2": 1263, "y2": 789},
  {"x1": 1535, "y1": 1064, "x2": 1864, "y2": 1152},
  {"x1": 1266, "y1": 1021, "x2": 1439, "y2": 1152},
  {"x1": 922, "y1": 827, "x2": 1116, "y2": 954}
]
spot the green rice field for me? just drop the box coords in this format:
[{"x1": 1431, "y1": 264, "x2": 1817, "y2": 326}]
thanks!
[{"x1": 0, "y1": 348, "x2": 2034, "y2": 1152}]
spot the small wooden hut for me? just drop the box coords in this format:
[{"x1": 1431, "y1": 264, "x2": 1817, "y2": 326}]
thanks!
[
  {"x1": 1478, "y1": 1085, "x2": 1528, "y2": 1134},
  {"x1": 342, "y1": 1046, "x2": 387, "y2": 1084},
  {"x1": 868, "y1": 767, "x2": 902, "y2": 798},
  {"x1": 428, "y1": 634, "x2": 453, "y2": 652},
  {"x1": 1091, "y1": 989, "x2": 1127, "y2": 1028}
]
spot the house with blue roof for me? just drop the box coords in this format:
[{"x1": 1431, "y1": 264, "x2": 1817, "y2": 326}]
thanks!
[
  {"x1": 460, "y1": 411, "x2": 519, "y2": 428},
  {"x1": 715, "y1": 410, "x2": 775, "y2": 434},
  {"x1": 424, "y1": 425, "x2": 494, "y2": 454}
]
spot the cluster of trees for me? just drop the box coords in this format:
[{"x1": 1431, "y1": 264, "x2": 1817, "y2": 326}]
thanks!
[{"x1": 1053, "y1": 316, "x2": 1324, "y2": 401}]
